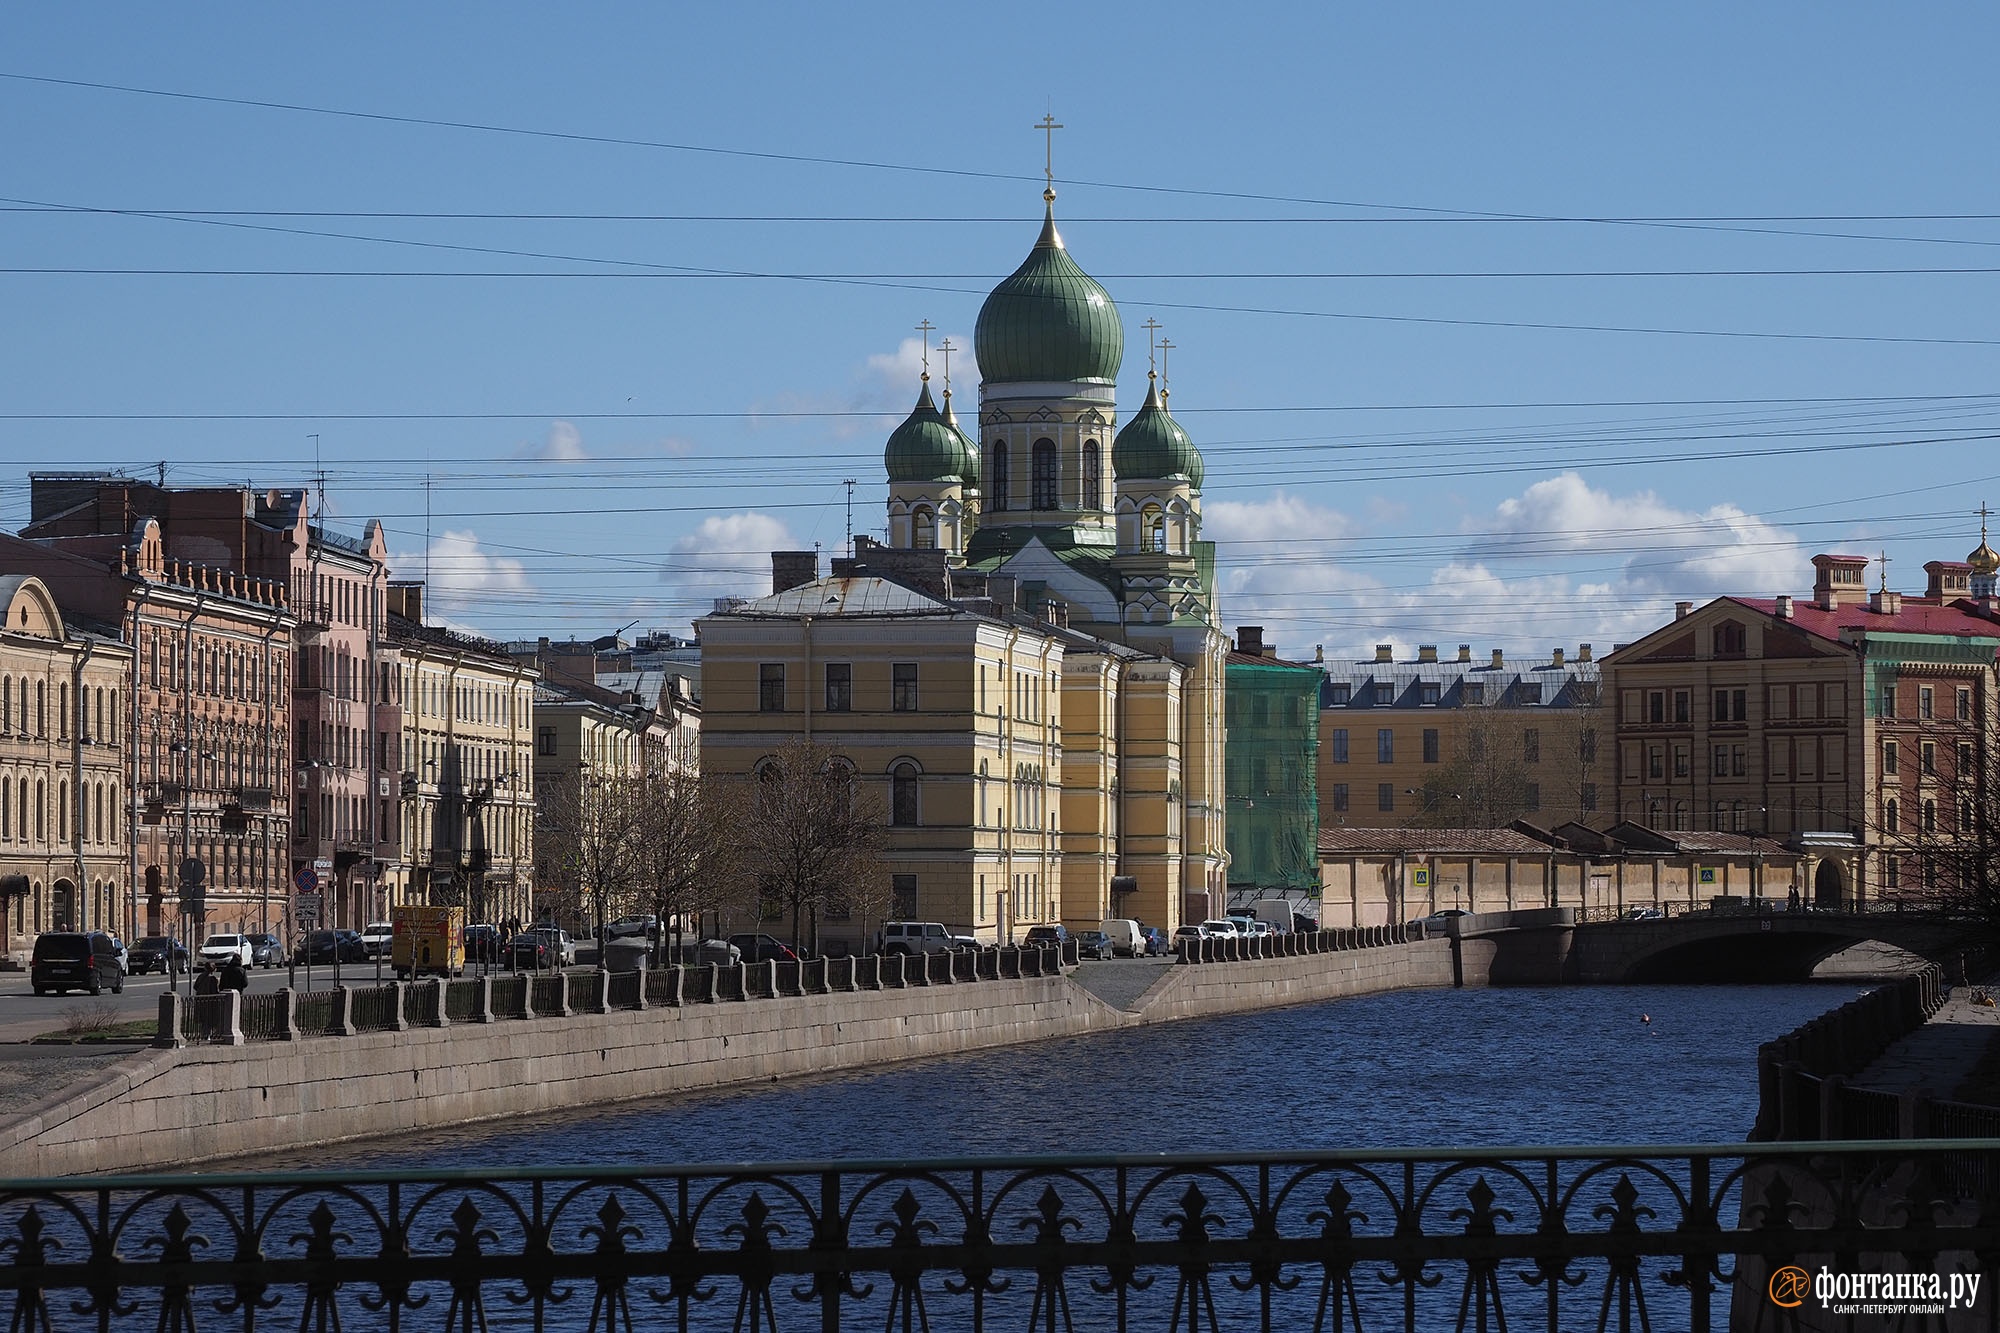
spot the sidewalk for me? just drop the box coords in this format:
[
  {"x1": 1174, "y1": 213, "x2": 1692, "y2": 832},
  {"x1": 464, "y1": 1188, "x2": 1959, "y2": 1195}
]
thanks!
[{"x1": 1849, "y1": 986, "x2": 2000, "y2": 1102}]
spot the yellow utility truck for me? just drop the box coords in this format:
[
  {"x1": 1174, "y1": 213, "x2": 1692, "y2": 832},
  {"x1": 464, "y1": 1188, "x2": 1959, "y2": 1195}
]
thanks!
[{"x1": 391, "y1": 904, "x2": 465, "y2": 979}]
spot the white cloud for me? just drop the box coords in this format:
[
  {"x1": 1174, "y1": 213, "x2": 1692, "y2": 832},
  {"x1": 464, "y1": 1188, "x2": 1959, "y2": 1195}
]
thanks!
[
  {"x1": 1206, "y1": 493, "x2": 1373, "y2": 659},
  {"x1": 512, "y1": 420, "x2": 589, "y2": 461},
  {"x1": 752, "y1": 333, "x2": 977, "y2": 439},
  {"x1": 387, "y1": 529, "x2": 535, "y2": 633},
  {"x1": 659, "y1": 511, "x2": 802, "y2": 615}
]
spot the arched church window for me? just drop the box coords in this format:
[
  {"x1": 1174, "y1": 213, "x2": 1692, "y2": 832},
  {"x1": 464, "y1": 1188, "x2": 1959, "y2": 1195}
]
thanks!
[
  {"x1": 1081, "y1": 441, "x2": 1101, "y2": 509},
  {"x1": 1142, "y1": 503, "x2": 1166, "y2": 553},
  {"x1": 913, "y1": 507, "x2": 936, "y2": 550},
  {"x1": 1031, "y1": 438, "x2": 1058, "y2": 510},
  {"x1": 989, "y1": 441, "x2": 1009, "y2": 512}
]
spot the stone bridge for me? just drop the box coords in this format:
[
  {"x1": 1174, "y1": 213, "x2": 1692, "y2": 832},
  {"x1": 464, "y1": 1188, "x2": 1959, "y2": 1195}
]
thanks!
[{"x1": 1447, "y1": 908, "x2": 1973, "y2": 985}]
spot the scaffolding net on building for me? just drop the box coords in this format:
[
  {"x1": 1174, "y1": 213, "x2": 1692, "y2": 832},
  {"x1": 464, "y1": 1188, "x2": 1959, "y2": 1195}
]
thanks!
[{"x1": 1224, "y1": 657, "x2": 1322, "y2": 895}]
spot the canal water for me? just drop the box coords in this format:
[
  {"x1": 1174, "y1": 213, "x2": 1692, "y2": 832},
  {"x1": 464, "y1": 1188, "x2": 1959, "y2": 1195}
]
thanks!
[{"x1": 277, "y1": 981, "x2": 1860, "y2": 1169}]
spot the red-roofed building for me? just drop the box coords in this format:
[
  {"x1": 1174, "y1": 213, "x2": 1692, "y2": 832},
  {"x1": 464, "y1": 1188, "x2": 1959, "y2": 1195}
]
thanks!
[{"x1": 1602, "y1": 545, "x2": 2000, "y2": 910}]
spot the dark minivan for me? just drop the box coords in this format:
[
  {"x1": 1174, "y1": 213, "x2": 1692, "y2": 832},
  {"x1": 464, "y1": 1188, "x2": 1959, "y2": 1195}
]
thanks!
[{"x1": 31, "y1": 932, "x2": 126, "y2": 996}]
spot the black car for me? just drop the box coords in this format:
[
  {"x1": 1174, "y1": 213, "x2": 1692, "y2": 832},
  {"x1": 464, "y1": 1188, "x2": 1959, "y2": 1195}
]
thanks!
[
  {"x1": 31, "y1": 932, "x2": 125, "y2": 996},
  {"x1": 506, "y1": 932, "x2": 552, "y2": 970},
  {"x1": 728, "y1": 932, "x2": 799, "y2": 963},
  {"x1": 301, "y1": 929, "x2": 368, "y2": 964},
  {"x1": 128, "y1": 934, "x2": 189, "y2": 975},
  {"x1": 465, "y1": 924, "x2": 502, "y2": 964},
  {"x1": 1023, "y1": 924, "x2": 1069, "y2": 948},
  {"x1": 1075, "y1": 930, "x2": 1112, "y2": 960}
]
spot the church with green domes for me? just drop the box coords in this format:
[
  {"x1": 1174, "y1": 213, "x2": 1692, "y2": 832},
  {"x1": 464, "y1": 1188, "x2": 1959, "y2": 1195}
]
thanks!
[{"x1": 701, "y1": 182, "x2": 1230, "y2": 944}]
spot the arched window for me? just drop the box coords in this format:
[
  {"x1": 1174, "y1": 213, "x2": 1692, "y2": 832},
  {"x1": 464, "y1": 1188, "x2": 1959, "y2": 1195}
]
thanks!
[
  {"x1": 1923, "y1": 799, "x2": 1937, "y2": 833},
  {"x1": 1885, "y1": 797, "x2": 1899, "y2": 833},
  {"x1": 1031, "y1": 437, "x2": 1059, "y2": 510},
  {"x1": 1, "y1": 776, "x2": 9, "y2": 838},
  {"x1": 912, "y1": 506, "x2": 936, "y2": 550},
  {"x1": 1142, "y1": 503, "x2": 1166, "y2": 553},
  {"x1": 1081, "y1": 441, "x2": 1101, "y2": 509},
  {"x1": 890, "y1": 762, "x2": 919, "y2": 826},
  {"x1": 989, "y1": 441, "x2": 1010, "y2": 511}
]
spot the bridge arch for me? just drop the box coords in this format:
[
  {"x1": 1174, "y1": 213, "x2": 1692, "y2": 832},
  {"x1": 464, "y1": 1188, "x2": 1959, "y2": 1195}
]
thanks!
[{"x1": 1585, "y1": 913, "x2": 1966, "y2": 984}]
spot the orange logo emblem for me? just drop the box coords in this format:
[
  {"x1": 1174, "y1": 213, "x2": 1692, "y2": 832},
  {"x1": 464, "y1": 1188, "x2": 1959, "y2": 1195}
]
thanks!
[{"x1": 1769, "y1": 1266, "x2": 1811, "y2": 1308}]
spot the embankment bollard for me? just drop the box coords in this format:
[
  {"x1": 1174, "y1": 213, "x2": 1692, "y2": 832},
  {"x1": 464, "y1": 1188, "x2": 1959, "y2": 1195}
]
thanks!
[{"x1": 155, "y1": 992, "x2": 183, "y2": 1049}]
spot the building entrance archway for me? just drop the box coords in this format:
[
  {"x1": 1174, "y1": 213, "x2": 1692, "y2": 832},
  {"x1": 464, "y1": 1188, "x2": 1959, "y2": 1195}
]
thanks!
[
  {"x1": 1814, "y1": 859, "x2": 1846, "y2": 911},
  {"x1": 51, "y1": 879, "x2": 77, "y2": 932}
]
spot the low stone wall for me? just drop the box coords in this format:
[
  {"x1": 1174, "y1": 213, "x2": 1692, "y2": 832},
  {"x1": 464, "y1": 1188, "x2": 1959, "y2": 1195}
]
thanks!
[{"x1": 0, "y1": 938, "x2": 1453, "y2": 1176}]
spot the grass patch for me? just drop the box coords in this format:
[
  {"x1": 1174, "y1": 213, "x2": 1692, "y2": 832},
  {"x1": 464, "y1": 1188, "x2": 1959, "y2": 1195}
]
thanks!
[{"x1": 30, "y1": 1001, "x2": 158, "y2": 1044}]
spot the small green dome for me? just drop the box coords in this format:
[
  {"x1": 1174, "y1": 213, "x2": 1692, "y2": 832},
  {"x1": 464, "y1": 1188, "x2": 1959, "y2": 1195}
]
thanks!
[
  {"x1": 938, "y1": 387, "x2": 980, "y2": 485},
  {"x1": 885, "y1": 378, "x2": 978, "y2": 485},
  {"x1": 975, "y1": 204, "x2": 1124, "y2": 385},
  {"x1": 1113, "y1": 377, "x2": 1204, "y2": 488}
]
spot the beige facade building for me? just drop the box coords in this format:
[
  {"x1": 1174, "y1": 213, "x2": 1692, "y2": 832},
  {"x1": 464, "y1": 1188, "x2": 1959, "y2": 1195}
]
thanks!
[
  {"x1": 385, "y1": 584, "x2": 539, "y2": 927},
  {"x1": 1317, "y1": 643, "x2": 1606, "y2": 833},
  {"x1": 0, "y1": 576, "x2": 134, "y2": 954},
  {"x1": 699, "y1": 572, "x2": 1189, "y2": 947}
]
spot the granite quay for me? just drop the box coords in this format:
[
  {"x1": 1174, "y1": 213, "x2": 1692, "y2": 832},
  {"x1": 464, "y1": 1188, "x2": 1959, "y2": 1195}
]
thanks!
[
  {"x1": 0, "y1": 1144, "x2": 1993, "y2": 1332},
  {"x1": 0, "y1": 932, "x2": 1453, "y2": 1176}
]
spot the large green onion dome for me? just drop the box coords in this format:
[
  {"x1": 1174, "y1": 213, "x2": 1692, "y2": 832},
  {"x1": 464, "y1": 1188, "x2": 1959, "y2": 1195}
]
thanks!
[
  {"x1": 975, "y1": 203, "x2": 1124, "y2": 385},
  {"x1": 885, "y1": 378, "x2": 979, "y2": 484},
  {"x1": 1112, "y1": 376, "x2": 1204, "y2": 488}
]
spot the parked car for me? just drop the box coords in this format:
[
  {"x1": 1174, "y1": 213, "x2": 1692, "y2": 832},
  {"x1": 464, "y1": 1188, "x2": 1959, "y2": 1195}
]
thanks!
[
  {"x1": 359, "y1": 922, "x2": 396, "y2": 960},
  {"x1": 528, "y1": 925, "x2": 576, "y2": 966},
  {"x1": 128, "y1": 934, "x2": 187, "y2": 975},
  {"x1": 1138, "y1": 925, "x2": 1168, "y2": 957},
  {"x1": 199, "y1": 933, "x2": 254, "y2": 967},
  {"x1": 30, "y1": 932, "x2": 125, "y2": 996},
  {"x1": 301, "y1": 929, "x2": 367, "y2": 964},
  {"x1": 1074, "y1": 929, "x2": 1112, "y2": 960},
  {"x1": 876, "y1": 921, "x2": 975, "y2": 955},
  {"x1": 696, "y1": 938, "x2": 742, "y2": 966},
  {"x1": 604, "y1": 915, "x2": 658, "y2": 942},
  {"x1": 728, "y1": 932, "x2": 799, "y2": 963},
  {"x1": 1199, "y1": 919, "x2": 1240, "y2": 938},
  {"x1": 248, "y1": 932, "x2": 285, "y2": 968},
  {"x1": 1022, "y1": 924, "x2": 1069, "y2": 949},
  {"x1": 507, "y1": 932, "x2": 553, "y2": 970},
  {"x1": 465, "y1": 924, "x2": 503, "y2": 964},
  {"x1": 1172, "y1": 924, "x2": 1211, "y2": 947},
  {"x1": 1098, "y1": 918, "x2": 1144, "y2": 958}
]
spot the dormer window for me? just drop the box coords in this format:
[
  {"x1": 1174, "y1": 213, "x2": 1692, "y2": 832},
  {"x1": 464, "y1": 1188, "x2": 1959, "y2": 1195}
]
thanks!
[
  {"x1": 1713, "y1": 621, "x2": 1747, "y2": 657},
  {"x1": 1329, "y1": 682, "x2": 1351, "y2": 705}
]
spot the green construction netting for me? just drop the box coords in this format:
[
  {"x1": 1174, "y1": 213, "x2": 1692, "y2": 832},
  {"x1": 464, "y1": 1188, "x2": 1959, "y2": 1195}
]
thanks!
[{"x1": 1224, "y1": 660, "x2": 1321, "y2": 893}]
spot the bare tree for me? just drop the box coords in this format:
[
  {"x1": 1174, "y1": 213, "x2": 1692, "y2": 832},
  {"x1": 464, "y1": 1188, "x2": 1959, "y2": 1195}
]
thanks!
[
  {"x1": 1410, "y1": 713, "x2": 1537, "y2": 829},
  {"x1": 631, "y1": 763, "x2": 750, "y2": 953},
  {"x1": 735, "y1": 736, "x2": 887, "y2": 954},
  {"x1": 534, "y1": 772, "x2": 646, "y2": 938}
]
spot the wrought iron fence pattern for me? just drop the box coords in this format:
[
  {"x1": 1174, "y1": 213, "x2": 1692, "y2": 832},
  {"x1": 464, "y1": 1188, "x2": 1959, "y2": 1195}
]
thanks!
[
  {"x1": 445, "y1": 978, "x2": 483, "y2": 1023},
  {"x1": 237, "y1": 992, "x2": 287, "y2": 1042},
  {"x1": 1, "y1": 1145, "x2": 1994, "y2": 1332},
  {"x1": 348, "y1": 985, "x2": 401, "y2": 1033}
]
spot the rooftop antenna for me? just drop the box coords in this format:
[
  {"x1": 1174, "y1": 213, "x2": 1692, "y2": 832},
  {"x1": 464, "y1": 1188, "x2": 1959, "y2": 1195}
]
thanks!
[
  {"x1": 155, "y1": 460, "x2": 167, "y2": 487},
  {"x1": 844, "y1": 478, "x2": 857, "y2": 558},
  {"x1": 424, "y1": 474, "x2": 433, "y2": 589}
]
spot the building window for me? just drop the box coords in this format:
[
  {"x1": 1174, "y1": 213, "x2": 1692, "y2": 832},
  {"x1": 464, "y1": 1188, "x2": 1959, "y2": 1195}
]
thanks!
[
  {"x1": 1650, "y1": 745, "x2": 1666, "y2": 781},
  {"x1": 824, "y1": 663, "x2": 852, "y2": 713},
  {"x1": 1885, "y1": 855, "x2": 1900, "y2": 889},
  {"x1": 1673, "y1": 690, "x2": 1690, "y2": 724},
  {"x1": 1422, "y1": 729, "x2": 1439, "y2": 764},
  {"x1": 1522, "y1": 728, "x2": 1540, "y2": 763},
  {"x1": 1329, "y1": 682, "x2": 1351, "y2": 705},
  {"x1": 1143, "y1": 504, "x2": 1166, "y2": 553},
  {"x1": 1331, "y1": 728, "x2": 1349, "y2": 763},
  {"x1": 1882, "y1": 740, "x2": 1898, "y2": 776},
  {"x1": 1581, "y1": 782, "x2": 1597, "y2": 812},
  {"x1": 1711, "y1": 745, "x2": 1727, "y2": 778},
  {"x1": 1516, "y1": 682, "x2": 1542, "y2": 705},
  {"x1": 1376, "y1": 729, "x2": 1394, "y2": 764},
  {"x1": 1647, "y1": 690, "x2": 1665, "y2": 723},
  {"x1": 1885, "y1": 797, "x2": 1899, "y2": 833},
  {"x1": 1524, "y1": 783, "x2": 1540, "y2": 812},
  {"x1": 1919, "y1": 686, "x2": 1934, "y2": 720},
  {"x1": 912, "y1": 508, "x2": 936, "y2": 550},
  {"x1": 1377, "y1": 783, "x2": 1395, "y2": 813},
  {"x1": 1420, "y1": 682, "x2": 1440, "y2": 706},
  {"x1": 892, "y1": 663, "x2": 918, "y2": 712},
  {"x1": 536, "y1": 727, "x2": 556, "y2": 757},
  {"x1": 891, "y1": 874, "x2": 918, "y2": 919},
  {"x1": 1373, "y1": 682, "x2": 1394, "y2": 707},
  {"x1": 1579, "y1": 728, "x2": 1596, "y2": 764},
  {"x1": 1331, "y1": 783, "x2": 1349, "y2": 812},
  {"x1": 1672, "y1": 741, "x2": 1690, "y2": 780},
  {"x1": 989, "y1": 442, "x2": 1009, "y2": 511},
  {"x1": 1921, "y1": 741, "x2": 1936, "y2": 775},
  {"x1": 1923, "y1": 799, "x2": 1937, "y2": 833},
  {"x1": 759, "y1": 663, "x2": 786, "y2": 712},
  {"x1": 1959, "y1": 687, "x2": 1972, "y2": 721},
  {"x1": 1030, "y1": 438, "x2": 1059, "y2": 510},
  {"x1": 890, "y1": 763, "x2": 919, "y2": 826},
  {"x1": 1081, "y1": 442, "x2": 1101, "y2": 509},
  {"x1": 1878, "y1": 686, "x2": 1896, "y2": 719},
  {"x1": 1461, "y1": 681, "x2": 1484, "y2": 705},
  {"x1": 1713, "y1": 621, "x2": 1746, "y2": 656}
]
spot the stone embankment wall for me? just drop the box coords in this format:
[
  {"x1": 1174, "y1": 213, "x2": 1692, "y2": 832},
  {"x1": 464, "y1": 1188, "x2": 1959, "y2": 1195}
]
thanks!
[{"x1": 0, "y1": 938, "x2": 1453, "y2": 1176}]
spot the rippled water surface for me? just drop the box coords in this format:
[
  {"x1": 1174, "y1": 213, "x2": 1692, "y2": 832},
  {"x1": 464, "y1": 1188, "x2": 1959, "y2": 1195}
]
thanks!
[{"x1": 274, "y1": 981, "x2": 1860, "y2": 1170}]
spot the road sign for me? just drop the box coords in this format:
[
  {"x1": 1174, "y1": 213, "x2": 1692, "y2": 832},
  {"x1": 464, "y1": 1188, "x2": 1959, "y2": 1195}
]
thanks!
[
  {"x1": 1411, "y1": 866, "x2": 1431, "y2": 890},
  {"x1": 296, "y1": 893, "x2": 323, "y2": 926},
  {"x1": 294, "y1": 864, "x2": 318, "y2": 895},
  {"x1": 179, "y1": 857, "x2": 205, "y2": 887}
]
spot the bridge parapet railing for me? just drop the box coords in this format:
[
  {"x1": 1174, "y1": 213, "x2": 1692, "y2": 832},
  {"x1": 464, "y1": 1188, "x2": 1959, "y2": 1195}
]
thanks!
[{"x1": 4, "y1": 1144, "x2": 1992, "y2": 1333}]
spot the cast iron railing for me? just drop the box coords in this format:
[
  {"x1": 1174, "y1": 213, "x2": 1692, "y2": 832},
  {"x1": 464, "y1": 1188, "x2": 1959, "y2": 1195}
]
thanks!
[{"x1": 1, "y1": 1144, "x2": 1995, "y2": 1332}]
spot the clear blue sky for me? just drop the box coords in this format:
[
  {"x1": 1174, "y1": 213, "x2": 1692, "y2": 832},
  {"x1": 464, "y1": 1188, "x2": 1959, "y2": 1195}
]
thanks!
[{"x1": 4, "y1": 4, "x2": 1997, "y2": 661}]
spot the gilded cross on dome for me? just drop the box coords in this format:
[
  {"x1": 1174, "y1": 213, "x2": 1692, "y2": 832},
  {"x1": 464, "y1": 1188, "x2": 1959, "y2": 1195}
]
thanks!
[
  {"x1": 915, "y1": 319, "x2": 935, "y2": 381},
  {"x1": 1034, "y1": 112, "x2": 1063, "y2": 202},
  {"x1": 938, "y1": 337, "x2": 956, "y2": 394}
]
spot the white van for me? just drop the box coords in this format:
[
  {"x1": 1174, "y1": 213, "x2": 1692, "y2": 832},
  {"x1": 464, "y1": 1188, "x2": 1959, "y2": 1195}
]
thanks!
[
  {"x1": 1248, "y1": 899, "x2": 1297, "y2": 933},
  {"x1": 1098, "y1": 918, "x2": 1143, "y2": 958}
]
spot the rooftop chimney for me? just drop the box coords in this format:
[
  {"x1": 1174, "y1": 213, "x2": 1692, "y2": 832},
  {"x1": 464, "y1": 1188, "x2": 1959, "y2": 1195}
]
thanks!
[
  {"x1": 1237, "y1": 625, "x2": 1266, "y2": 656},
  {"x1": 1675, "y1": 601, "x2": 1693, "y2": 620},
  {"x1": 1551, "y1": 647, "x2": 1565, "y2": 667},
  {"x1": 1490, "y1": 649, "x2": 1504, "y2": 669},
  {"x1": 1578, "y1": 643, "x2": 1592, "y2": 663},
  {"x1": 1458, "y1": 644, "x2": 1472, "y2": 663},
  {"x1": 1774, "y1": 595, "x2": 1793, "y2": 620},
  {"x1": 1375, "y1": 644, "x2": 1393, "y2": 663},
  {"x1": 1812, "y1": 553, "x2": 1870, "y2": 609},
  {"x1": 1417, "y1": 644, "x2": 1437, "y2": 663},
  {"x1": 772, "y1": 550, "x2": 819, "y2": 595},
  {"x1": 1870, "y1": 588, "x2": 1903, "y2": 616}
]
